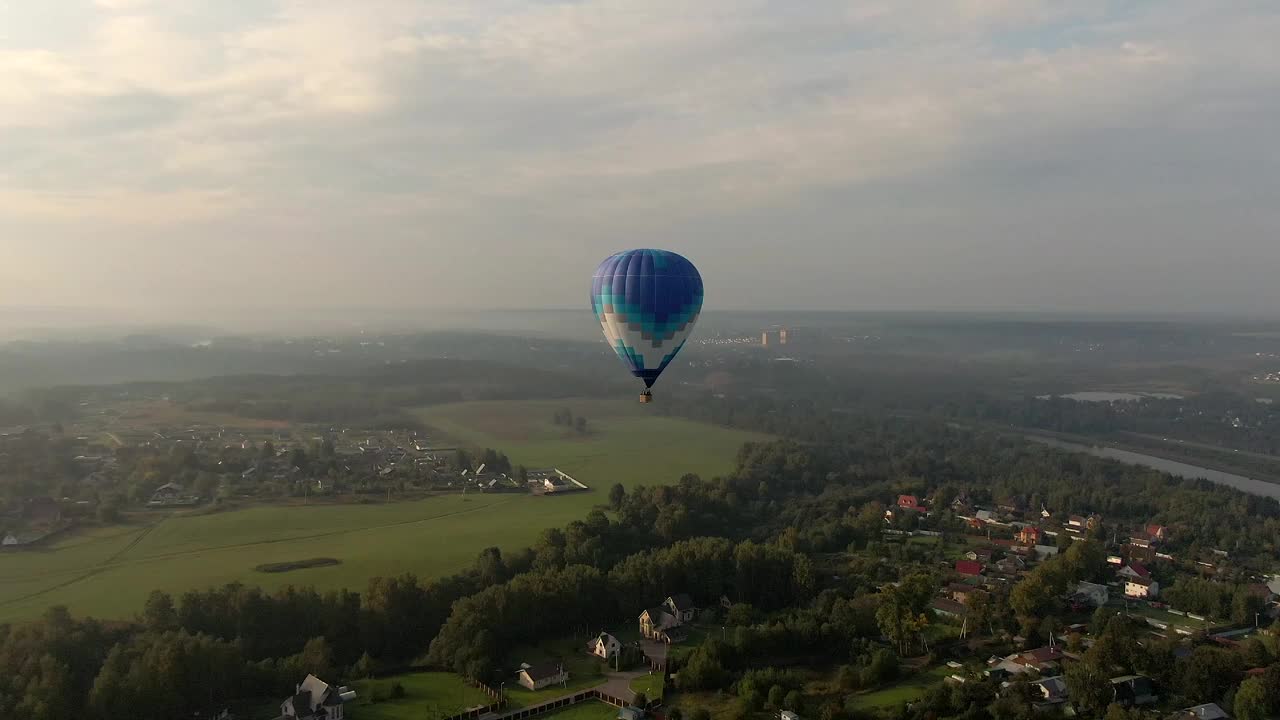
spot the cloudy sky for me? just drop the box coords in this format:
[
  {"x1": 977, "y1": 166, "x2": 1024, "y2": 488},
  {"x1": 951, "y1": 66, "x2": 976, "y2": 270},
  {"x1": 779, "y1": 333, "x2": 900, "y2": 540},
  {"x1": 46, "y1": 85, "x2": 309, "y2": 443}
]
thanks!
[{"x1": 1, "y1": 0, "x2": 1277, "y2": 319}]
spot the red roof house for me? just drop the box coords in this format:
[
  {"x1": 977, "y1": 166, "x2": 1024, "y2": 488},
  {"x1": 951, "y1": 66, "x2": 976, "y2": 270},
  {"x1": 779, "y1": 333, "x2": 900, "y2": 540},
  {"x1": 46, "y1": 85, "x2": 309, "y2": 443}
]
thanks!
[{"x1": 956, "y1": 560, "x2": 983, "y2": 577}]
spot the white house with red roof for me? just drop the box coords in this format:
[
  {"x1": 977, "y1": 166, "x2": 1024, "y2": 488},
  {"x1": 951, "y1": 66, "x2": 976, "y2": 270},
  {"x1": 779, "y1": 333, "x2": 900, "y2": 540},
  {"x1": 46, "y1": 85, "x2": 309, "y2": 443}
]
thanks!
[{"x1": 1118, "y1": 563, "x2": 1151, "y2": 581}]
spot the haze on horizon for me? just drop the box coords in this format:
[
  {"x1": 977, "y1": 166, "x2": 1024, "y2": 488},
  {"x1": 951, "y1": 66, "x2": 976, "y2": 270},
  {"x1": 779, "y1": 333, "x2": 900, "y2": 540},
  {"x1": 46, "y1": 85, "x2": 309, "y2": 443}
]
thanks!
[{"x1": 1, "y1": 1, "x2": 1278, "y2": 321}]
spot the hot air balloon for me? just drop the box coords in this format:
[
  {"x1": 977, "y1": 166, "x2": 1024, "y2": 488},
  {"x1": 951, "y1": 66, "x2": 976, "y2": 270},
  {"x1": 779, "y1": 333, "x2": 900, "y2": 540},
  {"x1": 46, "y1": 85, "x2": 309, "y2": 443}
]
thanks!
[{"x1": 591, "y1": 249, "x2": 703, "y2": 403}]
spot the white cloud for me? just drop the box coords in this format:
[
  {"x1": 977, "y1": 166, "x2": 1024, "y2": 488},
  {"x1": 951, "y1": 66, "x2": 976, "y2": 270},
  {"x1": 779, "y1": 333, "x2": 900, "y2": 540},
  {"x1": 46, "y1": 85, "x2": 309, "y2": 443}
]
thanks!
[{"x1": 0, "y1": 0, "x2": 1277, "y2": 312}]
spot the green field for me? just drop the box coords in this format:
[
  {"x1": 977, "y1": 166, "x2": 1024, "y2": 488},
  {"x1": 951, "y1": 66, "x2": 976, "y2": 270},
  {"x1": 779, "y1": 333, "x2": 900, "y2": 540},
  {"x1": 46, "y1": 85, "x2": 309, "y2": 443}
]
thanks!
[
  {"x1": 0, "y1": 399, "x2": 768, "y2": 622},
  {"x1": 350, "y1": 672, "x2": 492, "y2": 720}
]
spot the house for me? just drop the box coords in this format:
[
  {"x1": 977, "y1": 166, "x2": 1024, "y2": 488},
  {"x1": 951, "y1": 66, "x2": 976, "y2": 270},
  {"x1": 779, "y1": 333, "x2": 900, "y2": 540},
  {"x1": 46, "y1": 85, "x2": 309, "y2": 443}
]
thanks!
[
  {"x1": 151, "y1": 483, "x2": 185, "y2": 503},
  {"x1": 897, "y1": 495, "x2": 926, "y2": 513},
  {"x1": 965, "y1": 548, "x2": 994, "y2": 563},
  {"x1": 279, "y1": 674, "x2": 355, "y2": 720},
  {"x1": 2, "y1": 533, "x2": 27, "y2": 546},
  {"x1": 931, "y1": 598, "x2": 969, "y2": 619},
  {"x1": 1126, "y1": 542, "x2": 1158, "y2": 564},
  {"x1": 1108, "y1": 554, "x2": 1124, "y2": 566},
  {"x1": 780, "y1": 712, "x2": 800, "y2": 720},
  {"x1": 590, "y1": 633, "x2": 622, "y2": 660},
  {"x1": 1034, "y1": 545, "x2": 1060, "y2": 560},
  {"x1": 1111, "y1": 675, "x2": 1158, "y2": 707},
  {"x1": 1169, "y1": 703, "x2": 1230, "y2": 720},
  {"x1": 664, "y1": 594, "x2": 697, "y2": 623},
  {"x1": 1072, "y1": 581, "x2": 1110, "y2": 608},
  {"x1": 1118, "y1": 563, "x2": 1151, "y2": 581},
  {"x1": 996, "y1": 556, "x2": 1026, "y2": 574},
  {"x1": 949, "y1": 583, "x2": 980, "y2": 604},
  {"x1": 1031, "y1": 676, "x2": 1069, "y2": 706},
  {"x1": 518, "y1": 662, "x2": 569, "y2": 691},
  {"x1": 990, "y1": 647, "x2": 1064, "y2": 676},
  {"x1": 1017, "y1": 527, "x2": 1043, "y2": 545},
  {"x1": 1146, "y1": 524, "x2": 1169, "y2": 542},
  {"x1": 618, "y1": 706, "x2": 647, "y2": 720},
  {"x1": 956, "y1": 560, "x2": 983, "y2": 577},
  {"x1": 639, "y1": 607, "x2": 686, "y2": 643},
  {"x1": 1067, "y1": 513, "x2": 1101, "y2": 531},
  {"x1": 1125, "y1": 576, "x2": 1160, "y2": 599},
  {"x1": 543, "y1": 476, "x2": 573, "y2": 493}
]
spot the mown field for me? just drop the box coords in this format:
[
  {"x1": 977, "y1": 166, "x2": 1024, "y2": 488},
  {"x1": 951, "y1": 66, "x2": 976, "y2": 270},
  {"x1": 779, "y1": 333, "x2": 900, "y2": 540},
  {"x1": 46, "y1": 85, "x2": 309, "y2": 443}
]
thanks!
[{"x1": 0, "y1": 398, "x2": 768, "y2": 622}]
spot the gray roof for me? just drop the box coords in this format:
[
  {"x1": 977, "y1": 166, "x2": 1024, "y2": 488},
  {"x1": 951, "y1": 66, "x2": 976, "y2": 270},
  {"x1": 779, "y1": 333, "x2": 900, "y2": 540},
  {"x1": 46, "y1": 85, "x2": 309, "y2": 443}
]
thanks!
[
  {"x1": 521, "y1": 661, "x2": 566, "y2": 682},
  {"x1": 667, "y1": 593, "x2": 695, "y2": 612}
]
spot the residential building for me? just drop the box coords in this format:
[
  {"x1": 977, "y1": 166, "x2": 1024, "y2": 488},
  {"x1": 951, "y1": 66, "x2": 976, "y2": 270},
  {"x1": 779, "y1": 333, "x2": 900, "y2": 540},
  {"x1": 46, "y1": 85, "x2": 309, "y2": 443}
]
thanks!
[
  {"x1": 664, "y1": 594, "x2": 697, "y2": 623},
  {"x1": 639, "y1": 607, "x2": 686, "y2": 643},
  {"x1": 1126, "y1": 576, "x2": 1160, "y2": 599},
  {"x1": 991, "y1": 647, "x2": 1065, "y2": 676},
  {"x1": 590, "y1": 633, "x2": 622, "y2": 660},
  {"x1": 1031, "y1": 676, "x2": 1069, "y2": 707},
  {"x1": 1017, "y1": 526, "x2": 1042, "y2": 545},
  {"x1": 1118, "y1": 564, "x2": 1151, "y2": 581},
  {"x1": 278, "y1": 675, "x2": 355, "y2": 720},
  {"x1": 1111, "y1": 675, "x2": 1158, "y2": 707},
  {"x1": 1072, "y1": 581, "x2": 1110, "y2": 607},
  {"x1": 1169, "y1": 703, "x2": 1229, "y2": 720},
  {"x1": 1145, "y1": 524, "x2": 1169, "y2": 542},
  {"x1": 518, "y1": 662, "x2": 569, "y2": 691},
  {"x1": 931, "y1": 598, "x2": 969, "y2": 619},
  {"x1": 948, "y1": 583, "x2": 980, "y2": 604},
  {"x1": 956, "y1": 560, "x2": 983, "y2": 577}
]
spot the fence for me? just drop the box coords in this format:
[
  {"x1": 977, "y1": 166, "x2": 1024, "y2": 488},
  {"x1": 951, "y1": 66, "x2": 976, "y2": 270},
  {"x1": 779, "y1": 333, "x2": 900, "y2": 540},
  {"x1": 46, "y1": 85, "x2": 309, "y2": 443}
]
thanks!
[{"x1": 490, "y1": 688, "x2": 660, "y2": 720}]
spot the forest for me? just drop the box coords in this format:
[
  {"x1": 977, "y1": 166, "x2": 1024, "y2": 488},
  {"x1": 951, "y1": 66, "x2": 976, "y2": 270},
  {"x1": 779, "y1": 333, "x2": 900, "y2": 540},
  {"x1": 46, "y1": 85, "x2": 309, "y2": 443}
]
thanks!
[{"x1": 4, "y1": 409, "x2": 1280, "y2": 719}]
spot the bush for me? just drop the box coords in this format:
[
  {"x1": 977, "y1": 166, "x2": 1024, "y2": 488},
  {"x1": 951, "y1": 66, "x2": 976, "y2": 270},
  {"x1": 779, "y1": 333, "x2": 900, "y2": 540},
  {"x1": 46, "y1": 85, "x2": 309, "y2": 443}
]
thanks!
[
  {"x1": 692, "y1": 709, "x2": 712, "y2": 720},
  {"x1": 391, "y1": 682, "x2": 405, "y2": 699}
]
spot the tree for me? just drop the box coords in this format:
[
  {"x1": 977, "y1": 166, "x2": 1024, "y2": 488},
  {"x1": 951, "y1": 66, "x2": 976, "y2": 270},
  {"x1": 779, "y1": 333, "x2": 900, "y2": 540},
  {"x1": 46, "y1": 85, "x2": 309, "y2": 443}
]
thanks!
[
  {"x1": 768, "y1": 684, "x2": 786, "y2": 708},
  {"x1": 875, "y1": 575, "x2": 932, "y2": 655},
  {"x1": 1235, "y1": 678, "x2": 1270, "y2": 720},
  {"x1": 792, "y1": 554, "x2": 816, "y2": 603},
  {"x1": 141, "y1": 590, "x2": 178, "y2": 631},
  {"x1": 609, "y1": 484, "x2": 626, "y2": 511},
  {"x1": 692, "y1": 709, "x2": 712, "y2": 720},
  {"x1": 352, "y1": 652, "x2": 379, "y2": 679},
  {"x1": 574, "y1": 416, "x2": 588, "y2": 434},
  {"x1": 1179, "y1": 646, "x2": 1244, "y2": 703},
  {"x1": 634, "y1": 692, "x2": 648, "y2": 708},
  {"x1": 784, "y1": 690, "x2": 803, "y2": 712},
  {"x1": 669, "y1": 710, "x2": 684, "y2": 720},
  {"x1": 1065, "y1": 657, "x2": 1112, "y2": 714},
  {"x1": 1104, "y1": 703, "x2": 1142, "y2": 720}
]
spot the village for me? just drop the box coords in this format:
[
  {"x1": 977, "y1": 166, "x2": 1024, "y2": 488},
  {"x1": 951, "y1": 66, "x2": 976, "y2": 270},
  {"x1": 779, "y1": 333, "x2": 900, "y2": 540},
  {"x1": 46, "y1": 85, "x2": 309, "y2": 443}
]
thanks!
[{"x1": 0, "y1": 416, "x2": 586, "y2": 549}]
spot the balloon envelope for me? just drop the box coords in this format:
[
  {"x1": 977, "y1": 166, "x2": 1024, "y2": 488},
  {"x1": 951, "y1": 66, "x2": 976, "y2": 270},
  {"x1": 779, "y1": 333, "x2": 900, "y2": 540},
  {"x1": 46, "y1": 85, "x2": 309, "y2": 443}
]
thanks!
[{"x1": 591, "y1": 249, "x2": 703, "y2": 389}]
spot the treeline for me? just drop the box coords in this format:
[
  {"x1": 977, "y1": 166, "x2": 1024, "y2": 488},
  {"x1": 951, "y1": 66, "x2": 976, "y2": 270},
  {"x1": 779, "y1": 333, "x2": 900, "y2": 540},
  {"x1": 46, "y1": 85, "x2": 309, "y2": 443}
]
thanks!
[{"x1": 10, "y1": 413, "x2": 1280, "y2": 718}]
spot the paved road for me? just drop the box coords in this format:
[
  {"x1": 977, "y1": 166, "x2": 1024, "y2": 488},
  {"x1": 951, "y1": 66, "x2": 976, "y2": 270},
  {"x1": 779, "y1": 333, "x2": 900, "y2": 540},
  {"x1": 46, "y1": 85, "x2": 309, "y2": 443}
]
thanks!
[{"x1": 598, "y1": 670, "x2": 648, "y2": 703}]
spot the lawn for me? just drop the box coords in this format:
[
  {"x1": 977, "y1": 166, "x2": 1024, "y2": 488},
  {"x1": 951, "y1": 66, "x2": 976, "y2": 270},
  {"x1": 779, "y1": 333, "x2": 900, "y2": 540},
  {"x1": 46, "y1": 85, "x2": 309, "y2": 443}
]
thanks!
[
  {"x1": 843, "y1": 666, "x2": 951, "y2": 710},
  {"x1": 844, "y1": 661, "x2": 947, "y2": 707},
  {"x1": 350, "y1": 672, "x2": 492, "y2": 720},
  {"x1": 0, "y1": 398, "x2": 766, "y2": 622},
  {"x1": 630, "y1": 673, "x2": 664, "y2": 701},
  {"x1": 535, "y1": 701, "x2": 621, "y2": 720}
]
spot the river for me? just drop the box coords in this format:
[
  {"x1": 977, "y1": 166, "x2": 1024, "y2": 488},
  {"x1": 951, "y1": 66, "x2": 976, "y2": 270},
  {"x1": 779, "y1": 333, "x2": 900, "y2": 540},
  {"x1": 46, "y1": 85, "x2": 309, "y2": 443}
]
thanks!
[{"x1": 1027, "y1": 436, "x2": 1280, "y2": 501}]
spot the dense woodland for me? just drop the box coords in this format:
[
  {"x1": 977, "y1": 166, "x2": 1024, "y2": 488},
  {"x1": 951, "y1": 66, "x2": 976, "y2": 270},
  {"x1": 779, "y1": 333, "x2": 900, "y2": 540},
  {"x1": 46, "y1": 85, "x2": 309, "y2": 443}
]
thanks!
[{"x1": 5, "y1": 407, "x2": 1280, "y2": 719}]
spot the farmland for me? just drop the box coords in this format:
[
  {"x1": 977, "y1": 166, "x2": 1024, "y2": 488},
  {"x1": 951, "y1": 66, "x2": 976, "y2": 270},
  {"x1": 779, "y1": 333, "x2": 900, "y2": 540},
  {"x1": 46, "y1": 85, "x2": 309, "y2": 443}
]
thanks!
[{"x1": 0, "y1": 398, "x2": 767, "y2": 622}]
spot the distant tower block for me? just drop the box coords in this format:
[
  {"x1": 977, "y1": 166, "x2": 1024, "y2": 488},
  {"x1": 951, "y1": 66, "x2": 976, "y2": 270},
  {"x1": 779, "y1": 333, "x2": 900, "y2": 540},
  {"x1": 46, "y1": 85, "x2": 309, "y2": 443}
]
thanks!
[
  {"x1": 779, "y1": 329, "x2": 788, "y2": 345},
  {"x1": 761, "y1": 331, "x2": 769, "y2": 347}
]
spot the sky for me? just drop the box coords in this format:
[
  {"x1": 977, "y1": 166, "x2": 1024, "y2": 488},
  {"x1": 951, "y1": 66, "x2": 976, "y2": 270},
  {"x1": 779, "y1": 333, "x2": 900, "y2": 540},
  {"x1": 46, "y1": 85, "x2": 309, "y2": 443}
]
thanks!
[{"x1": 1, "y1": 0, "x2": 1278, "y2": 320}]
